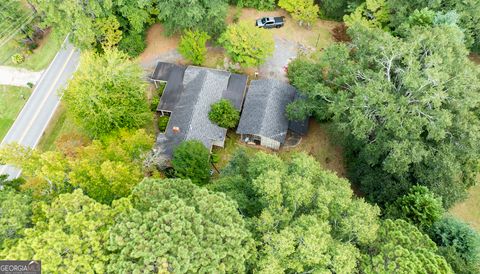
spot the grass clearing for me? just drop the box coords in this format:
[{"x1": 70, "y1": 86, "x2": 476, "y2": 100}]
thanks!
[
  {"x1": 450, "y1": 180, "x2": 480, "y2": 231},
  {"x1": 0, "y1": 85, "x2": 32, "y2": 141}
]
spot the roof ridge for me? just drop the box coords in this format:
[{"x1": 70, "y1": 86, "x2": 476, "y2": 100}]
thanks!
[
  {"x1": 183, "y1": 69, "x2": 208, "y2": 138},
  {"x1": 259, "y1": 80, "x2": 275, "y2": 134}
]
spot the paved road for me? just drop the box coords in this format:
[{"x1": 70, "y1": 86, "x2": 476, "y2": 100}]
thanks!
[{"x1": 0, "y1": 39, "x2": 80, "y2": 179}]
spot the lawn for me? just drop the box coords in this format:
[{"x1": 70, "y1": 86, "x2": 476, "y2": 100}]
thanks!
[
  {"x1": 212, "y1": 120, "x2": 346, "y2": 178},
  {"x1": 450, "y1": 180, "x2": 480, "y2": 231},
  {"x1": 0, "y1": 85, "x2": 32, "y2": 141},
  {"x1": 0, "y1": 29, "x2": 63, "y2": 71}
]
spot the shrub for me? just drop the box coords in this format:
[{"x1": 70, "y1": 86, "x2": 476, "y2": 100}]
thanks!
[
  {"x1": 157, "y1": 116, "x2": 169, "y2": 132},
  {"x1": 178, "y1": 30, "x2": 210, "y2": 65},
  {"x1": 278, "y1": 0, "x2": 320, "y2": 27},
  {"x1": 118, "y1": 31, "x2": 146, "y2": 57},
  {"x1": 208, "y1": 99, "x2": 240, "y2": 128},
  {"x1": 11, "y1": 53, "x2": 25, "y2": 64},
  {"x1": 172, "y1": 140, "x2": 211, "y2": 185},
  {"x1": 150, "y1": 95, "x2": 160, "y2": 111}
]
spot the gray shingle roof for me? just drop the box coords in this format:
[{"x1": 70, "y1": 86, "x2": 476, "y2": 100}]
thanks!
[
  {"x1": 237, "y1": 79, "x2": 297, "y2": 143},
  {"x1": 155, "y1": 66, "x2": 231, "y2": 158}
]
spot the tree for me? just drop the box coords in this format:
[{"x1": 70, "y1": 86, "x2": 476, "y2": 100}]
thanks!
[
  {"x1": 219, "y1": 21, "x2": 275, "y2": 67},
  {"x1": 360, "y1": 219, "x2": 454, "y2": 273},
  {"x1": 287, "y1": 25, "x2": 480, "y2": 207},
  {"x1": 108, "y1": 178, "x2": 255, "y2": 273},
  {"x1": 344, "y1": 0, "x2": 390, "y2": 30},
  {"x1": 1, "y1": 190, "x2": 115, "y2": 273},
  {"x1": 31, "y1": 0, "x2": 155, "y2": 49},
  {"x1": 319, "y1": 0, "x2": 357, "y2": 20},
  {"x1": 0, "y1": 129, "x2": 153, "y2": 204},
  {"x1": 172, "y1": 141, "x2": 211, "y2": 185},
  {"x1": 156, "y1": 0, "x2": 228, "y2": 37},
  {"x1": 118, "y1": 31, "x2": 147, "y2": 57},
  {"x1": 386, "y1": 185, "x2": 444, "y2": 230},
  {"x1": 233, "y1": 0, "x2": 276, "y2": 10},
  {"x1": 429, "y1": 216, "x2": 480, "y2": 274},
  {"x1": 278, "y1": 0, "x2": 319, "y2": 27},
  {"x1": 208, "y1": 99, "x2": 240, "y2": 128},
  {"x1": 178, "y1": 30, "x2": 210, "y2": 65},
  {"x1": 0, "y1": 187, "x2": 32, "y2": 250},
  {"x1": 211, "y1": 151, "x2": 380, "y2": 273},
  {"x1": 63, "y1": 49, "x2": 151, "y2": 137}
]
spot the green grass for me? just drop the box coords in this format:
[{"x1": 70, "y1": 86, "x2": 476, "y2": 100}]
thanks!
[
  {"x1": 0, "y1": 85, "x2": 32, "y2": 141},
  {"x1": 0, "y1": 29, "x2": 63, "y2": 71},
  {"x1": 450, "y1": 179, "x2": 480, "y2": 231}
]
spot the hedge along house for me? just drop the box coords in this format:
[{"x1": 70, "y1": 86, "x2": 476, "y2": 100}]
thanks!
[
  {"x1": 237, "y1": 79, "x2": 308, "y2": 150},
  {"x1": 150, "y1": 62, "x2": 248, "y2": 162}
]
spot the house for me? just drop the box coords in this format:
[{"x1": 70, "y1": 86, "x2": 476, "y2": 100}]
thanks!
[
  {"x1": 151, "y1": 62, "x2": 248, "y2": 161},
  {"x1": 236, "y1": 79, "x2": 308, "y2": 150}
]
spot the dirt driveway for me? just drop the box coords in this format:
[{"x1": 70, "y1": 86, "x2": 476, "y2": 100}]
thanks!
[{"x1": 258, "y1": 37, "x2": 297, "y2": 81}]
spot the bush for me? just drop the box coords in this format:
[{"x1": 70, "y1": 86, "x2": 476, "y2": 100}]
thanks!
[
  {"x1": 278, "y1": 0, "x2": 320, "y2": 27},
  {"x1": 178, "y1": 30, "x2": 210, "y2": 65},
  {"x1": 118, "y1": 31, "x2": 146, "y2": 58},
  {"x1": 172, "y1": 140, "x2": 211, "y2": 185},
  {"x1": 11, "y1": 53, "x2": 25, "y2": 64},
  {"x1": 208, "y1": 99, "x2": 240, "y2": 128},
  {"x1": 157, "y1": 116, "x2": 169, "y2": 132}
]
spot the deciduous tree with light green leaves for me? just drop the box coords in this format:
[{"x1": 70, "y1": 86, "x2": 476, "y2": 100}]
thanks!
[
  {"x1": 278, "y1": 0, "x2": 319, "y2": 27},
  {"x1": 211, "y1": 151, "x2": 380, "y2": 273},
  {"x1": 0, "y1": 185, "x2": 32, "y2": 250},
  {"x1": 108, "y1": 178, "x2": 255, "y2": 273},
  {"x1": 219, "y1": 21, "x2": 274, "y2": 67},
  {"x1": 360, "y1": 219, "x2": 454, "y2": 273},
  {"x1": 1, "y1": 190, "x2": 116, "y2": 273},
  {"x1": 63, "y1": 49, "x2": 151, "y2": 137},
  {"x1": 178, "y1": 30, "x2": 210, "y2": 65}
]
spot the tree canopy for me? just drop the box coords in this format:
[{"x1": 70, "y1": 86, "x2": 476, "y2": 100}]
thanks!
[
  {"x1": 108, "y1": 178, "x2": 255, "y2": 273},
  {"x1": 287, "y1": 24, "x2": 480, "y2": 207},
  {"x1": 278, "y1": 0, "x2": 319, "y2": 27},
  {"x1": 178, "y1": 30, "x2": 210, "y2": 65},
  {"x1": 211, "y1": 151, "x2": 381, "y2": 273},
  {"x1": 172, "y1": 140, "x2": 211, "y2": 185},
  {"x1": 208, "y1": 99, "x2": 240, "y2": 128},
  {"x1": 63, "y1": 49, "x2": 151, "y2": 137},
  {"x1": 219, "y1": 21, "x2": 275, "y2": 67}
]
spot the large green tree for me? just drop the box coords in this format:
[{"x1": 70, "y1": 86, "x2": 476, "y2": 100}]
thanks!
[
  {"x1": 0, "y1": 185, "x2": 32, "y2": 250},
  {"x1": 1, "y1": 190, "x2": 115, "y2": 272},
  {"x1": 278, "y1": 0, "x2": 320, "y2": 27},
  {"x1": 219, "y1": 21, "x2": 275, "y2": 67},
  {"x1": 287, "y1": 25, "x2": 480, "y2": 207},
  {"x1": 156, "y1": 0, "x2": 228, "y2": 37},
  {"x1": 360, "y1": 219, "x2": 454, "y2": 273},
  {"x1": 108, "y1": 178, "x2": 255, "y2": 273},
  {"x1": 63, "y1": 49, "x2": 151, "y2": 137},
  {"x1": 211, "y1": 151, "x2": 380, "y2": 273},
  {"x1": 172, "y1": 140, "x2": 211, "y2": 185}
]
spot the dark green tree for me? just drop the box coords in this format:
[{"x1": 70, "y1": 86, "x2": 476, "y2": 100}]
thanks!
[
  {"x1": 208, "y1": 99, "x2": 240, "y2": 128},
  {"x1": 287, "y1": 25, "x2": 480, "y2": 207},
  {"x1": 108, "y1": 178, "x2": 255, "y2": 273},
  {"x1": 172, "y1": 140, "x2": 211, "y2": 185},
  {"x1": 386, "y1": 185, "x2": 444, "y2": 230},
  {"x1": 429, "y1": 216, "x2": 480, "y2": 274}
]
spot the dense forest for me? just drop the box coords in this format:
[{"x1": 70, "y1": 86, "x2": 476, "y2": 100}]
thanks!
[{"x1": 1, "y1": 0, "x2": 479, "y2": 273}]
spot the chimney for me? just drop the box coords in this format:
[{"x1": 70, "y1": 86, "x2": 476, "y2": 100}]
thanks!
[{"x1": 172, "y1": 127, "x2": 180, "y2": 134}]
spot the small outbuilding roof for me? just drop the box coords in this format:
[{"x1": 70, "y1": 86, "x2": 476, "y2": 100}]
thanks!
[{"x1": 237, "y1": 79, "x2": 297, "y2": 143}]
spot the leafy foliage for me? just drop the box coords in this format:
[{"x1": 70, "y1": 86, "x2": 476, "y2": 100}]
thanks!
[
  {"x1": 278, "y1": 0, "x2": 319, "y2": 27},
  {"x1": 172, "y1": 140, "x2": 211, "y2": 185},
  {"x1": 63, "y1": 49, "x2": 151, "y2": 137},
  {"x1": 0, "y1": 187, "x2": 32, "y2": 250},
  {"x1": 211, "y1": 151, "x2": 380, "y2": 273},
  {"x1": 108, "y1": 178, "x2": 255, "y2": 273},
  {"x1": 156, "y1": 0, "x2": 228, "y2": 37},
  {"x1": 1, "y1": 190, "x2": 115, "y2": 273},
  {"x1": 219, "y1": 21, "x2": 275, "y2": 67},
  {"x1": 287, "y1": 25, "x2": 480, "y2": 207},
  {"x1": 344, "y1": 0, "x2": 390, "y2": 29},
  {"x1": 360, "y1": 219, "x2": 454, "y2": 273},
  {"x1": 386, "y1": 186, "x2": 444, "y2": 230},
  {"x1": 208, "y1": 99, "x2": 240, "y2": 128},
  {"x1": 234, "y1": 0, "x2": 276, "y2": 10},
  {"x1": 118, "y1": 31, "x2": 147, "y2": 57},
  {"x1": 178, "y1": 30, "x2": 210, "y2": 65},
  {"x1": 429, "y1": 216, "x2": 480, "y2": 274},
  {"x1": 0, "y1": 129, "x2": 153, "y2": 204}
]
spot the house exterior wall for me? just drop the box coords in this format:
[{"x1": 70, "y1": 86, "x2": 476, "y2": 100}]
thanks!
[{"x1": 260, "y1": 136, "x2": 281, "y2": 150}]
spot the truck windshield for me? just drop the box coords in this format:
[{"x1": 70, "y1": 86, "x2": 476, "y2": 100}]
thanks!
[{"x1": 261, "y1": 18, "x2": 266, "y2": 23}]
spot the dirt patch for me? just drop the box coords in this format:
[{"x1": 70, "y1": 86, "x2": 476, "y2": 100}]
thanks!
[
  {"x1": 280, "y1": 120, "x2": 346, "y2": 177},
  {"x1": 229, "y1": 7, "x2": 339, "y2": 49},
  {"x1": 138, "y1": 24, "x2": 181, "y2": 67},
  {"x1": 32, "y1": 28, "x2": 52, "y2": 53},
  {"x1": 469, "y1": 53, "x2": 480, "y2": 65}
]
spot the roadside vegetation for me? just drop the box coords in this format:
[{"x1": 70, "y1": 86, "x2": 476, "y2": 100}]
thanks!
[
  {"x1": 0, "y1": 85, "x2": 31, "y2": 140},
  {"x1": 0, "y1": 0, "x2": 479, "y2": 273}
]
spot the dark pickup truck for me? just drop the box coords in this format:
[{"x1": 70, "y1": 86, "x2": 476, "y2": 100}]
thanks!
[{"x1": 255, "y1": 16, "x2": 285, "y2": 29}]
